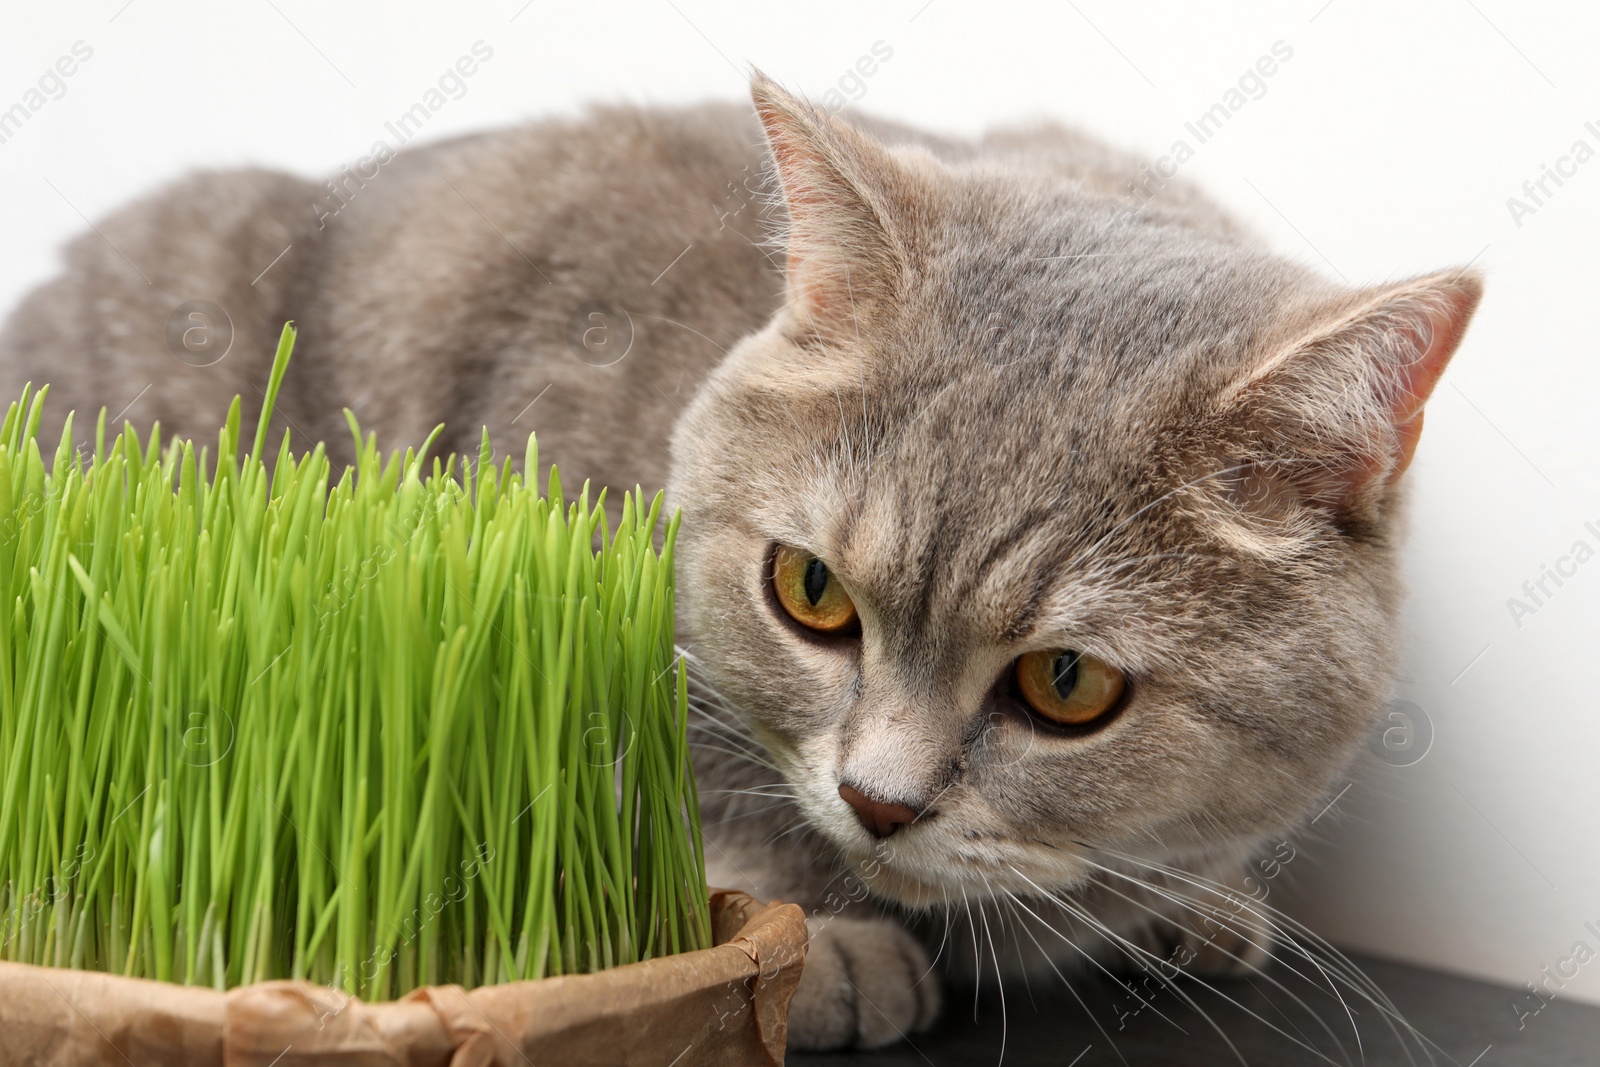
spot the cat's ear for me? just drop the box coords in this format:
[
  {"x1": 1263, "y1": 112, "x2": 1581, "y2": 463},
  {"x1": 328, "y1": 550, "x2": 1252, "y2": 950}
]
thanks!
[
  {"x1": 751, "y1": 73, "x2": 916, "y2": 338},
  {"x1": 1221, "y1": 268, "x2": 1483, "y2": 520}
]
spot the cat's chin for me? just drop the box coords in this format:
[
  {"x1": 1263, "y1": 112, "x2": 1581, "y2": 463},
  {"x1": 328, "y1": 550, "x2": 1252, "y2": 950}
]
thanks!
[
  {"x1": 850, "y1": 861, "x2": 957, "y2": 909},
  {"x1": 830, "y1": 830, "x2": 1093, "y2": 911}
]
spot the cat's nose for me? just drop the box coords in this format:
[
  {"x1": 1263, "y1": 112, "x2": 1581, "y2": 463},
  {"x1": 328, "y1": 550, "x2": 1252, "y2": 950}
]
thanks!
[{"x1": 838, "y1": 782, "x2": 923, "y2": 839}]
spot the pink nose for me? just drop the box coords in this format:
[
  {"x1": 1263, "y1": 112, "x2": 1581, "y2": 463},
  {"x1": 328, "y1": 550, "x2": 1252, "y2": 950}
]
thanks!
[{"x1": 838, "y1": 783, "x2": 922, "y2": 839}]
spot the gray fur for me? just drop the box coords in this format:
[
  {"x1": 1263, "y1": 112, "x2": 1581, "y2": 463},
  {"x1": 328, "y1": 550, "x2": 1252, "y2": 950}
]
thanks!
[{"x1": 0, "y1": 76, "x2": 1481, "y2": 1051}]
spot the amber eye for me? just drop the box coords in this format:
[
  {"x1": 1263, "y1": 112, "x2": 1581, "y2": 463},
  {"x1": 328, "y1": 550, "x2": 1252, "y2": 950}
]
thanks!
[
  {"x1": 772, "y1": 545, "x2": 858, "y2": 633},
  {"x1": 1015, "y1": 649, "x2": 1126, "y2": 726}
]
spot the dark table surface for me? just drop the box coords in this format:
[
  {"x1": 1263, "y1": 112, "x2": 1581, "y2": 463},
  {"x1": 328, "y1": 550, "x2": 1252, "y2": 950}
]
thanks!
[{"x1": 789, "y1": 950, "x2": 1600, "y2": 1067}]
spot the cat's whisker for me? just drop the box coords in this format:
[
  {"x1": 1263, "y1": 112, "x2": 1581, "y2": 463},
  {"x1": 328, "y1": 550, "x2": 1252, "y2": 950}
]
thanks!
[
  {"x1": 708, "y1": 801, "x2": 799, "y2": 824},
  {"x1": 682, "y1": 683, "x2": 746, "y2": 718},
  {"x1": 704, "y1": 800, "x2": 800, "y2": 823},
  {"x1": 682, "y1": 687, "x2": 747, "y2": 719},
  {"x1": 700, "y1": 783, "x2": 800, "y2": 809},
  {"x1": 1081, "y1": 845, "x2": 1433, "y2": 1066},
  {"x1": 684, "y1": 738, "x2": 782, "y2": 774},
  {"x1": 684, "y1": 708, "x2": 781, "y2": 767},
  {"x1": 993, "y1": 891, "x2": 1038, "y2": 1012},
  {"x1": 917, "y1": 776, "x2": 961, "y2": 820},
  {"x1": 715, "y1": 799, "x2": 794, "y2": 816},
  {"x1": 1075, "y1": 853, "x2": 1364, "y2": 997},
  {"x1": 684, "y1": 707, "x2": 781, "y2": 766},
  {"x1": 980, "y1": 875, "x2": 1196, "y2": 1034},
  {"x1": 677, "y1": 646, "x2": 749, "y2": 699},
  {"x1": 917, "y1": 902, "x2": 956, "y2": 989},
  {"x1": 701, "y1": 784, "x2": 798, "y2": 797},
  {"x1": 993, "y1": 889, "x2": 1135, "y2": 1067},
  {"x1": 995, "y1": 885, "x2": 1198, "y2": 1062},
  {"x1": 1008, "y1": 868, "x2": 1322, "y2": 1067},
  {"x1": 1025, "y1": 892, "x2": 1228, "y2": 1041},
  {"x1": 688, "y1": 703, "x2": 743, "y2": 726},
  {"x1": 685, "y1": 712, "x2": 763, "y2": 749},
  {"x1": 1061, "y1": 859, "x2": 1357, "y2": 1064},
  {"x1": 974, "y1": 872, "x2": 1010, "y2": 1063},
  {"x1": 1017, "y1": 857, "x2": 1412, "y2": 1067},
  {"x1": 1071, "y1": 852, "x2": 1335, "y2": 997},
  {"x1": 1086, "y1": 845, "x2": 1407, "y2": 1021},
  {"x1": 960, "y1": 884, "x2": 982, "y2": 1015},
  {"x1": 690, "y1": 750, "x2": 777, "y2": 776},
  {"x1": 757, "y1": 815, "x2": 817, "y2": 848},
  {"x1": 684, "y1": 719, "x2": 770, "y2": 754},
  {"x1": 672, "y1": 643, "x2": 708, "y2": 665}
]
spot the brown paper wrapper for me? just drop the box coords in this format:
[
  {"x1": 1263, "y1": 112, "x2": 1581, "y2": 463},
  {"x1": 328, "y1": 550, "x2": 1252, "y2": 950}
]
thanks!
[{"x1": 0, "y1": 889, "x2": 806, "y2": 1067}]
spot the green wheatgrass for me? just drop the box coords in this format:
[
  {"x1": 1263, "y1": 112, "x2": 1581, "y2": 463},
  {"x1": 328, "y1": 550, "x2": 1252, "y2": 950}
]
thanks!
[{"x1": 0, "y1": 324, "x2": 710, "y2": 997}]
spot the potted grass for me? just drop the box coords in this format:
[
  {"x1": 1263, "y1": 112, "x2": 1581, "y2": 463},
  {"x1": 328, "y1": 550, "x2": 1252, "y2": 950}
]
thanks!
[{"x1": 0, "y1": 326, "x2": 805, "y2": 1066}]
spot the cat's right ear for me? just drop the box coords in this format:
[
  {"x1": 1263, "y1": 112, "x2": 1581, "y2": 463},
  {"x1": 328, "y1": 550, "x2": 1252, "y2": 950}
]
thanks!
[
  {"x1": 751, "y1": 72, "x2": 920, "y2": 339},
  {"x1": 1217, "y1": 268, "x2": 1483, "y2": 526}
]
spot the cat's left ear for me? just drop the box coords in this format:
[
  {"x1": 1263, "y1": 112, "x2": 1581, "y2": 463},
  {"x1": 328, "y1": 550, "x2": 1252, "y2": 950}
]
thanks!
[
  {"x1": 751, "y1": 73, "x2": 925, "y2": 338},
  {"x1": 1223, "y1": 268, "x2": 1484, "y2": 517}
]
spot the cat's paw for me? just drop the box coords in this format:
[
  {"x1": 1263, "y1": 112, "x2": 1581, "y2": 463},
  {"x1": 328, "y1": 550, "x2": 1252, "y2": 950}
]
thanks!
[{"x1": 785, "y1": 915, "x2": 941, "y2": 1050}]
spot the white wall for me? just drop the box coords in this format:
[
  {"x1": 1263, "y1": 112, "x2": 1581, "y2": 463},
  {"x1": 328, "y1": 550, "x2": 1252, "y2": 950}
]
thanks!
[{"x1": 3, "y1": 0, "x2": 1595, "y2": 1004}]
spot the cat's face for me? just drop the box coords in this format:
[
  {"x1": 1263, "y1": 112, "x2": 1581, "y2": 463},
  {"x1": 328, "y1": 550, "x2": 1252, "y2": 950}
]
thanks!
[{"x1": 668, "y1": 79, "x2": 1481, "y2": 907}]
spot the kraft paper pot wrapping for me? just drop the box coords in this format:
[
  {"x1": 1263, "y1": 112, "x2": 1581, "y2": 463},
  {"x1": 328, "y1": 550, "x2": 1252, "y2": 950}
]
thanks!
[{"x1": 0, "y1": 889, "x2": 806, "y2": 1067}]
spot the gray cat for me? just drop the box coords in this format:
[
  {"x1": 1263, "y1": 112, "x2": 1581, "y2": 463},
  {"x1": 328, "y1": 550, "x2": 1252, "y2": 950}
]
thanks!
[{"x1": 0, "y1": 74, "x2": 1481, "y2": 1052}]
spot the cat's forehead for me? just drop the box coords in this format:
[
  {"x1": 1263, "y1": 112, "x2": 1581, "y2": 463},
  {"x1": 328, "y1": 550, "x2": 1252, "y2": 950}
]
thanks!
[
  {"x1": 919, "y1": 223, "x2": 1288, "y2": 385},
  {"x1": 823, "y1": 380, "x2": 1175, "y2": 649},
  {"x1": 817, "y1": 254, "x2": 1295, "y2": 641}
]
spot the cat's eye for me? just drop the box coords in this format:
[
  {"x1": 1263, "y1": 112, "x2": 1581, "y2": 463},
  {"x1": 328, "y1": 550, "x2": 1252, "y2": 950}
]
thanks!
[
  {"x1": 1015, "y1": 649, "x2": 1126, "y2": 727},
  {"x1": 771, "y1": 545, "x2": 858, "y2": 633}
]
